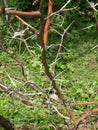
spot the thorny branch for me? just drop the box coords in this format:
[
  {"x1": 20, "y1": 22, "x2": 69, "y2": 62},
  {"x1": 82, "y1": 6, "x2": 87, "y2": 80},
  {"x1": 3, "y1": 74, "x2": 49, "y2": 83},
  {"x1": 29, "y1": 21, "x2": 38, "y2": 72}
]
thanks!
[
  {"x1": 39, "y1": 0, "x2": 77, "y2": 123},
  {"x1": 39, "y1": 0, "x2": 65, "y2": 105},
  {"x1": 74, "y1": 108, "x2": 98, "y2": 130},
  {"x1": 0, "y1": 0, "x2": 98, "y2": 129},
  {"x1": 0, "y1": 82, "x2": 44, "y2": 107},
  {"x1": 54, "y1": 21, "x2": 74, "y2": 68}
]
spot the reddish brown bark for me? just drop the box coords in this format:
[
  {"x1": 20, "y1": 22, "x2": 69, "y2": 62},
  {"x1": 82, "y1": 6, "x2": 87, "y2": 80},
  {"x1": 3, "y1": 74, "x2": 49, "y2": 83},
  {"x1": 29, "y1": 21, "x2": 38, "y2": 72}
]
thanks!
[
  {"x1": 43, "y1": 0, "x2": 53, "y2": 48},
  {"x1": 0, "y1": 8, "x2": 41, "y2": 17},
  {"x1": 74, "y1": 108, "x2": 98, "y2": 130}
]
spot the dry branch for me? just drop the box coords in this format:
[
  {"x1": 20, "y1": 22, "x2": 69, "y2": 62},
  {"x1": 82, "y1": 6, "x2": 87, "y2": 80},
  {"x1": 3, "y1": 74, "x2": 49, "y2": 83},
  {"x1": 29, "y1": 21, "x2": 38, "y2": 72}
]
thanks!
[
  {"x1": 86, "y1": 0, "x2": 97, "y2": 11},
  {"x1": 74, "y1": 108, "x2": 98, "y2": 130},
  {"x1": 70, "y1": 101, "x2": 98, "y2": 106},
  {"x1": 0, "y1": 83, "x2": 40, "y2": 107},
  {"x1": 1, "y1": 1, "x2": 98, "y2": 128},
  {"x1": 0, "y1": 8, "x2": 41, "y2": 17},
  {"x1": 15, "y1": 15, "x2": 39, "y2": 34}
]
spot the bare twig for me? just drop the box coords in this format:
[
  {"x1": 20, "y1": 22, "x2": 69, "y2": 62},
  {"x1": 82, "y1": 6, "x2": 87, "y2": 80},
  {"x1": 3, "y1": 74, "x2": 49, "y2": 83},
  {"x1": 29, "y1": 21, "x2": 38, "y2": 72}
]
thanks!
[
  {"x1": 22, "y1": 80, "x2": 42, "y2": 92},
  {"x1": 60, "y1": 0, "x2": 72, "y2": 11},
  {"x1": 0, "y1": 83, "x2": 43, "y2": 107},
  {"x1": 15, "y1": 15, "x2": 39, "y2": 34},
  {"x1": 74, "y1": 108, "x2": 98, "y2": 130},
  {"x1": 86, "y1": 0, "x2": 98, "y2": 12},
  {"x1": 46, "y1": 7, "x2": 76, "y2": 19},
  {"x1": 91, "y1": 44, "x2": 98, "y2": 50},
  {"x1": 70, "y1": 101, "x2": 98, "y2": 106},
  {"x1": 52, "y1": 105, "x2": 70, "y2": 120},
  {"x1": 54, "y1": 21, "x2": 74, "y2": 63},
  {"x1": 20, "y1": 37, "x2": 42, "y2": 68},
  {"x1": 86, "y1": 0, "x2": 98, "y2": 30}
]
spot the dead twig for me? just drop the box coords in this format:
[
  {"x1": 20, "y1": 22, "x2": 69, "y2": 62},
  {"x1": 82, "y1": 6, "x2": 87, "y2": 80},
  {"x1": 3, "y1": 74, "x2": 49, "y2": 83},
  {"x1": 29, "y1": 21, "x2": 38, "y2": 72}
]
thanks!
[
  {"x1": 74, "y1": 108, "x2": 98, "y2": 130},
  {"x1": 15, "y1": 15, "x2": 39, "y2": 34},
  {"x1": 70, "y1": 101, "x2": 98, "y2": 106},
  {"x1": 0, "y1": 83, "x2": 43, "y2": 107}
]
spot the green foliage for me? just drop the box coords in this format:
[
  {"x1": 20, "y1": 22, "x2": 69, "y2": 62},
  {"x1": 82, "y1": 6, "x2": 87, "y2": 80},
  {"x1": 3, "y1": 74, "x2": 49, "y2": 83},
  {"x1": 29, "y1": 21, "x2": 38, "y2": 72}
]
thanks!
[{"x1": 9, "y1": 0, "x2": 33, "y2": 11}]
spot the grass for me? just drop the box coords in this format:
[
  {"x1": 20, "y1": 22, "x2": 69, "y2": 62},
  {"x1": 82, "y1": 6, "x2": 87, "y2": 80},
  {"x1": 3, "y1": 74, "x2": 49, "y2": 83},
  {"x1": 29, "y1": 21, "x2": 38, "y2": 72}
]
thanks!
[{"x1": 58, "y1": 30, "x2": 98, "y2": 103}]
